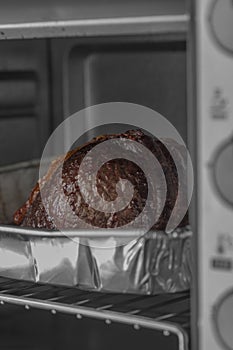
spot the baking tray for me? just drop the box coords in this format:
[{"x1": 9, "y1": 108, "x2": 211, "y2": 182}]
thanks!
[
  {"x1": 0, "y1": 224, "x2": 192, "y2": 294},
  {"x1": 0, "y1": 160, "x2": 193, "y2": 295}
]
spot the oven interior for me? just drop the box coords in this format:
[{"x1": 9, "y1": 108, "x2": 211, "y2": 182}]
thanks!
[
  {"x1": 0, "y1": 1, "x2": 193, "y2": 349},
  {"x1": 0, "y1": 37, "x2": 187, "y2": 166}
]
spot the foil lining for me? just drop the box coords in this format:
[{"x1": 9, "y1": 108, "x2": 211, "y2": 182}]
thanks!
[
  {"x1": 0, "y1": 232, "x2": 34, "y2": 281},
  {"x1": 0, "y1": 226, "x2": 192, "y2": 294}
]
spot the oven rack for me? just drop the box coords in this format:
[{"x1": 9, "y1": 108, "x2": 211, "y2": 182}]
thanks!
[{"x1": 0, "y1": 276, "x2": 190, "y2": 349}]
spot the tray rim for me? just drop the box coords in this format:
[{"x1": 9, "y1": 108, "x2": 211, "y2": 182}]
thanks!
[{"x1": 0, "y1": 224, "x2": 192, "y2": 239}]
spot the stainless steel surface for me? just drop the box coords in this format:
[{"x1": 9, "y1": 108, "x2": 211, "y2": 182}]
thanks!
[
  {"x1": 0, "y1": 15, "x2": 189, "y2": 40},
  {"x1": 0, "y1": 276, "x2": 189, "y2": 350}
]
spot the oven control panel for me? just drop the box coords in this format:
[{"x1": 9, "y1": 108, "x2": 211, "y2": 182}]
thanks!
[
  {"x1": 211, "y1": 136, "x2": 233, "y2": 208},
  {"x1": 195, "y1": 0, "x2": 233, "y2": 349},
  {"x1": 213, "y1": 289, "x2": 233, "y2": 350},
  {"x1": 209, "y1": 0, "x2": 233, "y2": 53}
]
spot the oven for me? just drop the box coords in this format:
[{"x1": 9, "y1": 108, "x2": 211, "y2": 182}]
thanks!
[{"x1": 0, "y1": 0, "x2": 232, "y2": 350}]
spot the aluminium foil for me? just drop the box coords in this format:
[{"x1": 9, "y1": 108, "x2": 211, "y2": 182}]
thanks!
[{"x1": 0, "y1": 225, "x2": 192, "y2": 294}]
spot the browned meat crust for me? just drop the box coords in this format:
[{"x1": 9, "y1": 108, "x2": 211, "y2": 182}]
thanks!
[{"x1": 14, "y1": 130, "x2": 188, "y2": 231}]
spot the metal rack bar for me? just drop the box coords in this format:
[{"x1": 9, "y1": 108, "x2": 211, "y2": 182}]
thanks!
[
  {"x1": 0, "y1": 15, "x2": 189, "y2": 40},
  {"x1": 0, "y1": 276, "x2": 189, "y2": 350}
]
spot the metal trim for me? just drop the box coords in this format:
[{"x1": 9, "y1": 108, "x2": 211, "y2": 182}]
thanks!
[
  {"x1": 0, "y1": 224, "x2": 192, "y2": 239},
  {"x1": 0, "y1": 15, "x2": 189, "y2": 40}
]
